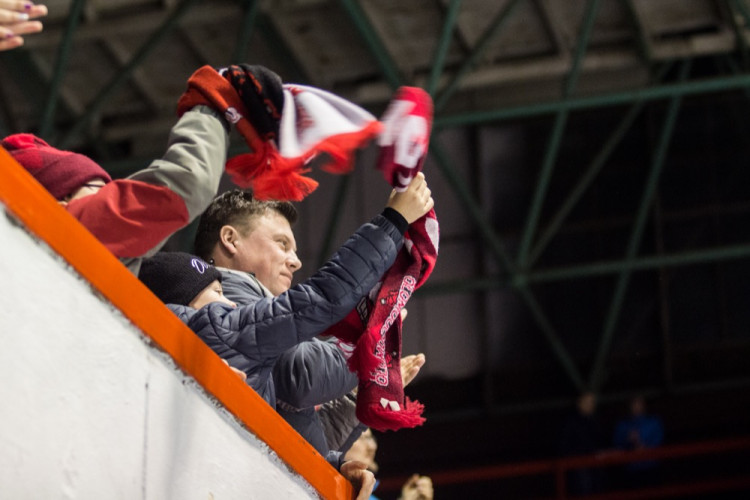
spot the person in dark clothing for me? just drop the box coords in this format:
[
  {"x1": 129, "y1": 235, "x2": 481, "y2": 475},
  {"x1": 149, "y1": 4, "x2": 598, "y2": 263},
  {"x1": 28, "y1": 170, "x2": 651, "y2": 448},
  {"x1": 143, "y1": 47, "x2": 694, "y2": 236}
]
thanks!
[
  {"x1": 559, "y1": 391, "x2": 606, "y2": 495},
  {"x1": 192, "y1": 175, "x2": 432, "y2": 464},
  {"x1": 139, "y1": 174, "x2": 432, "y2": 500},
  {"x1": 613, "y1": 395, "x2": 664, "y2": 488}
]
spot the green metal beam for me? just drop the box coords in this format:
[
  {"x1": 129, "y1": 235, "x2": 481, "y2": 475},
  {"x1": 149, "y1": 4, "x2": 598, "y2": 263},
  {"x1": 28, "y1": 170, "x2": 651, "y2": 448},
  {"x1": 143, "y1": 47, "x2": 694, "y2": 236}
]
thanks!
[
  {"x1": 434, "y1": 71, "x2": 750, "y2": 128},
  {"x1": 417, "y1": 242, "x2": 750, "y2": 296},
  {"x1": 430, "y1": 139, "x2": 515, "y2": 272},
  {"x1": 38, "y1": 0, "x2": 86, "y2": 139},
  {"x1": 517, "y1": 0, "x2": 602, "y2": 269},
  {"x1": 427, "y1": 0, "x2": 463, "y2": 96},
  {"x1": 516, "y1": 284, "x2": 586, "y2": 391},
  {"x1": 433, "y1": 0, "x2": 525, "y2": 112},
  {"x1": 430, "y1": 139, "x2": 584, "y2": 390},
  {"x1": 589, "y1": 59, "x2": 691, "y2": 391},
  {"x1": 526, "y1": 62, "x2": 673, "y2": 267},
  {"x1": 59, "y1": 0, "x2": 200, "y2": 149},
  {"x1": 231, "y1": 0, "x2": 260, "y2": 64},
  {"x1": 528, "y1": 242, "x2": 750, "y2": 283},
  {"x1": 528, "y1": 102, "x2": 645, "y2": 266},
  {"x1": 339, "y1": 0, "x2": 403, "y2": 90}
]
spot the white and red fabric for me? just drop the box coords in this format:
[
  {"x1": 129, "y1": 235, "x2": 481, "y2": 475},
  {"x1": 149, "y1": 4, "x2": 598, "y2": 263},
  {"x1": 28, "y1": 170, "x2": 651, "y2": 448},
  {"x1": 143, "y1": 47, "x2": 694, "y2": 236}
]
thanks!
[
  {"x1": 178, "y1": 66, "x2": 382, "y2": 201},
  {"x1": 325, "y1": 86, "x2": 439, "y2": 432},
  {"x1": 376, "y1": 86, "x2": 433, "y2": 191}
]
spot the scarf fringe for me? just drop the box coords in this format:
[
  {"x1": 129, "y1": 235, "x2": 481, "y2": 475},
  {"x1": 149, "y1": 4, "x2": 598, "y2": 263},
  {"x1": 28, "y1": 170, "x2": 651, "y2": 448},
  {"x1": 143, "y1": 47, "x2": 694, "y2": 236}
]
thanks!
[{"x1": 356, "y1": 397, "x2": 425, "y2": 432}]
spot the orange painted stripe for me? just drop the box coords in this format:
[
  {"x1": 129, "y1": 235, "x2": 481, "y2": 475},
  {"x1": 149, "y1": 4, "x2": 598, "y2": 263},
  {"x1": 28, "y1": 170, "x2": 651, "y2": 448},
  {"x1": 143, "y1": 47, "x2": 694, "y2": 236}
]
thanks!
[{"x1": 0, "y1": 147, "x2": 353, "y2": 500}]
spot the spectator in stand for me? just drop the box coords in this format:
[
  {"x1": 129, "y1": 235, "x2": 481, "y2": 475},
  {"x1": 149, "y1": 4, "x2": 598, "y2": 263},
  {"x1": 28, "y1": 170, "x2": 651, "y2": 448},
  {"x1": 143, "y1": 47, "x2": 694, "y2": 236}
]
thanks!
[
  {"x1": 138, "y1": 172, "x2": 432, "y2": 498},
  {"x1": 191, "y1": 173, "x2": 431, "y2": 466},
  {"x1": 0, "y1": 0, "x2": 47, "y2": 51},
  {"x1": 559, "y1": 391, "x2": 606, "y2": 495},
  {"x1": 345, "y1": 428, "x2": 434, "y2": 500},
  {"x1": 613, "y1": 394, "x2": 664, "y2": 488},
  {"x1": 2, "y1": 65, "x2": 299, "y2": 276}
]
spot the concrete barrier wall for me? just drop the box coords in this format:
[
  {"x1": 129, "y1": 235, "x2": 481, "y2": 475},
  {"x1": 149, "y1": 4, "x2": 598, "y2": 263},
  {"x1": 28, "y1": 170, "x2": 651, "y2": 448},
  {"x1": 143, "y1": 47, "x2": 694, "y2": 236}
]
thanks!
[{"x1": 0, "y1": 192, "x2": 320, "y2": 499}]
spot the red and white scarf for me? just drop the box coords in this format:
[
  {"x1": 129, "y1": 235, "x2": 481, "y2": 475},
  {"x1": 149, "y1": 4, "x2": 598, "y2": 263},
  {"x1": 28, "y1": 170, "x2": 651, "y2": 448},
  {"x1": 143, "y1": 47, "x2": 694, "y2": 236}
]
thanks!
[
  {"x1": 325, "y1": 87, "x2": 438, "y2": 432},
  {"x1": 177, "y1": 66, "x2": 381, "y2": 201}
]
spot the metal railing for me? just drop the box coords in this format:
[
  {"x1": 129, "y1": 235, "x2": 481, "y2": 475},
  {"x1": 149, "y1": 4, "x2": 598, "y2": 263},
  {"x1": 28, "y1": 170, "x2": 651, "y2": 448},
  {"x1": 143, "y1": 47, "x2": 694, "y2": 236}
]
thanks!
[{"x1": 378, "y1": 435, "x2": 750, "y2": 499}]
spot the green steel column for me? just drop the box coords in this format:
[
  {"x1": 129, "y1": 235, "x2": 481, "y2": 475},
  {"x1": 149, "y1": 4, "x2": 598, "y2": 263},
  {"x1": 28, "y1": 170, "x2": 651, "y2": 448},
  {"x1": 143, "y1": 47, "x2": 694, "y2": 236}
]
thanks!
[
  {"x1": 232, "y1": 0, "x2": 260, "y2": 63},
  {"x1": 427, "y1": 0, "x2": 463, "y2": 96},
  {"x1": 339, "y1": 0, "x2": 403, "y2": 90},
  {"x1": 517, "y1": 285, "x2": 586, "y2": 391},
  {"x1": 431, "y1": 138, "x2": 584, "y2": 389},
  {"x1": 430, "y1": 140, "x2": 514, "y2": 272},
  {"x1": 589, "y1": 59, "x2": 691, "y2": 391},
  {"x1": 527, "y1": 102, "x2": 644, "y2": 266},
  {"x1": 526, "y1": 62, "x2": 673, "y2": 266},
  {"x1": 433, "y1": 0, "x2": 525, "y2": 112},
  {"x1": 516, "y1": 0, "x2": 602, "y2": 269},
  {"x1": 59, "y1": 0, "x2": 200, "y2": 149},
  {"x1": 38, "y1": 0, "x2": 87, "y2": 139}
]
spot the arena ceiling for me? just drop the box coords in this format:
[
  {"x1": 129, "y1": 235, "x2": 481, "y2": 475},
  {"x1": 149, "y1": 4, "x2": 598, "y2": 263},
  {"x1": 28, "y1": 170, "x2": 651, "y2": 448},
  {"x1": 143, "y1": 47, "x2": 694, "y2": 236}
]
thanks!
[
  {"x1": 3, "y1": 0, "x2": 750, "y2": 491},
  {"x1": 2, "y1": 0, "x2": 747, "y2": 152}
]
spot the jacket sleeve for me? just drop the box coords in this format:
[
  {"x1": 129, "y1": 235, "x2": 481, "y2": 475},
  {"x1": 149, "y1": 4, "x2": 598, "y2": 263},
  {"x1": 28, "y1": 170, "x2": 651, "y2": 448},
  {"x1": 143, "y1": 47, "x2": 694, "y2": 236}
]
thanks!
[
  {"x1": 273, "y1": 338, "x2": 357, "y2": 410},
  {"x1": 318, "y1": 393, "x2": 366, "y2": 454},
  {"x1": 127, "y1": 105, "x2": 229, "y2": 224},
  {"x1": 67, "y1": 106, "x2": 228, "y2": 262},
  {"x1": 203, "y1": 213, "x2": 404, "y2": 366}
]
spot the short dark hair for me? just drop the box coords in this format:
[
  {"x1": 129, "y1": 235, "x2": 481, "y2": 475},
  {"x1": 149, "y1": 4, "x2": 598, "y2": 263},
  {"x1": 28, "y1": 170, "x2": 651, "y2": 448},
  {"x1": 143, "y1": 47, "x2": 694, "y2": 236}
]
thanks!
[{"x1": 194, "y1": 189, "x2": 298, "y2": 261}]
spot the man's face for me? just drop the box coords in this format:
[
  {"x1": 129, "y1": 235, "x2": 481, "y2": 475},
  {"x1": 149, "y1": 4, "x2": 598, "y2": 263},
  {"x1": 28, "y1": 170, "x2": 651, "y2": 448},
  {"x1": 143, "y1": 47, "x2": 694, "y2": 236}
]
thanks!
[{"x1": 232, "y1": 210, "x2": 301, "y2": 296}]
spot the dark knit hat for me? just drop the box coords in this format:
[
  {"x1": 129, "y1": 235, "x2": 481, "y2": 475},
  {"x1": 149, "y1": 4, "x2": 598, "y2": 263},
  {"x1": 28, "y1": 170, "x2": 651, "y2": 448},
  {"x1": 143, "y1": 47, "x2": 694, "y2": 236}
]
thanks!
[
  {"x1": 139, "y1": 252, "x2": 222, "y2": 306},
  {"x1": 1, "y1": 133, "x2": 112, "y2": 201},
  {"x1": 223, "y1": 64, "x2": 284, "y2": 140}
]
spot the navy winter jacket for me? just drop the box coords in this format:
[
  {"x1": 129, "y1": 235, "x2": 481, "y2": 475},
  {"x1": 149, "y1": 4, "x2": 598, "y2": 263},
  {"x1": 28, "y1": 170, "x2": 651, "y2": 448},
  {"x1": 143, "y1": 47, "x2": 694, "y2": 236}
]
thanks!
[{"x1": 169, "y1": 213, "x2": 403, "y2": 407}]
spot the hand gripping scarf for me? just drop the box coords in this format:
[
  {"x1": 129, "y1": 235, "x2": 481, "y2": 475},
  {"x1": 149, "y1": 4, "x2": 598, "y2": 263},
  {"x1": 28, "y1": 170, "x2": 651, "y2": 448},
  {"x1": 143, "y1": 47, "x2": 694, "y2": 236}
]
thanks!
[
  {"x1": 177, "y1": 65, "x2": 382, "y2": 201},
  {"x1": 324, "y1": 87, "x2": 439, "y2": 432}
]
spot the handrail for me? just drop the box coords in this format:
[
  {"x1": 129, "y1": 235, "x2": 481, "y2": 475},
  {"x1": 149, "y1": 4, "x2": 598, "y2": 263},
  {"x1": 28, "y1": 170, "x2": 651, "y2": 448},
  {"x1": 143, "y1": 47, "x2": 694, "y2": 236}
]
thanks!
[
  {"x1": 0, "y1": 147, "x2": 353, "y2": 500},
  {"x1": 378, "y1": 435, "x2": 750, "y2": 498}
]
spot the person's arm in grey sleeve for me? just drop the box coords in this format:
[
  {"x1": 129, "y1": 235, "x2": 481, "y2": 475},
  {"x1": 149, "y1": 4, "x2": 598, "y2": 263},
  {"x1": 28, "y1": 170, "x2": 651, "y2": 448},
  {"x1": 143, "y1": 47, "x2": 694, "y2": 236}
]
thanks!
[{"x1": 128, "y1": 105, "x2": 229, "y2": 224}]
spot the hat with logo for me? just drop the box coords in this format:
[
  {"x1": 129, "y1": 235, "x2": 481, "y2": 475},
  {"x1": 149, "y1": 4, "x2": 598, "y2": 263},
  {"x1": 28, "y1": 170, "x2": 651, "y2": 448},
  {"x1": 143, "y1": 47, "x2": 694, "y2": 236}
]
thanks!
[
  {"x1": 1, "y1": 133, "x2": 112, "y2": 200},
  {"x1": 139, "y1": 252, "x2": 222, "y2": 306}
]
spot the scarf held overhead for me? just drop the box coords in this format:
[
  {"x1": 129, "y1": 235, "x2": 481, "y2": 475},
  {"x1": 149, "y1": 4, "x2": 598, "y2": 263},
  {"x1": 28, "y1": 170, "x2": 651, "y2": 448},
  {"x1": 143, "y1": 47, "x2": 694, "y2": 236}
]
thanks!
[
  {"x1": 325, "y1": 86, "x2": 437, "y2": 432},
  {"x1": 177, "y1": 65, "x2": 381, "y2": 201}
]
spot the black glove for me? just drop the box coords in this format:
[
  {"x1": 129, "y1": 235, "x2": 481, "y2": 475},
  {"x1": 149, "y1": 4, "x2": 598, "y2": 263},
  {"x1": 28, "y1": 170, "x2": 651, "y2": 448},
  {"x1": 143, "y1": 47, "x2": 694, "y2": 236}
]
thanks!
[{"x1": 222, "y1": 64, "x2": 284, "y2": 140}]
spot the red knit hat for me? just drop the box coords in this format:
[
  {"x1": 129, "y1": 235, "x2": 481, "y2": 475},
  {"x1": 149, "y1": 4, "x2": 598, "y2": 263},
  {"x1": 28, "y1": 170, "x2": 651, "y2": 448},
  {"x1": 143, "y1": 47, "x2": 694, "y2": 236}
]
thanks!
[{"x1": 1, "y1": 133, "x2": 112, "y2": 200}]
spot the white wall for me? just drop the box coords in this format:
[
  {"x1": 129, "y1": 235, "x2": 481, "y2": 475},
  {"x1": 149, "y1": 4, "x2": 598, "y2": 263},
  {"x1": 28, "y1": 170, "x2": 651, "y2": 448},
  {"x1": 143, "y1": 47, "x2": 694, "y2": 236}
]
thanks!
[{"x1": 0, "y1": 207, "x2": 318, "y2": 500}]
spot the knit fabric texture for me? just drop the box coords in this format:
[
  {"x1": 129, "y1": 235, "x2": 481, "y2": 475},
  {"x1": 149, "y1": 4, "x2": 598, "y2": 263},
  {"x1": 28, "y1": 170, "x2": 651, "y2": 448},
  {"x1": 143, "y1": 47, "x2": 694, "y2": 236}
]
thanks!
[{"x1": 1, "y1": 133, "x2": 112, "y2": 200}]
